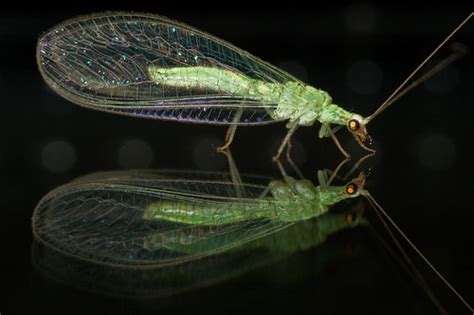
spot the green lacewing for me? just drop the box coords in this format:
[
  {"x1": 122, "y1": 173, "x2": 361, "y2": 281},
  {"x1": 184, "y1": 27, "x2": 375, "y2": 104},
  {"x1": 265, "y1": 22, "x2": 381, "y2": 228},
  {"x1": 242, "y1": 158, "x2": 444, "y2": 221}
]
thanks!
[
  {"x1": 36, "y1": 12, "x2": 380, "y2": 157},
  {"x1": 32, "y1": 169, "x2": 364, "y2": 268}
]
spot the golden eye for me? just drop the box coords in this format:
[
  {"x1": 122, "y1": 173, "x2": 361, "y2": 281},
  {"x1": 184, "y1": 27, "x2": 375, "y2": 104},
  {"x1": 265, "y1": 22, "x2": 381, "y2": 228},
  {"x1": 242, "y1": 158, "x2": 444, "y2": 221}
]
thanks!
[
  {"x1": 346, "y1": 183, "x2": 357, "y2": 195},
  {"x1": 348, "y1": 119, "x2": 360, "y2": 131}
]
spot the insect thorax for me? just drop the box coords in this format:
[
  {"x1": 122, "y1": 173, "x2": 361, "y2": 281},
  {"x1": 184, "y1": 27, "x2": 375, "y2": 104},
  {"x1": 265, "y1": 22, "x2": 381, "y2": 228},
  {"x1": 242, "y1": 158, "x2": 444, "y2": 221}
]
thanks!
[
  {"x1": 271, "y1": 82, "x2": 353, "y2": 128},
  {"x1": 268, "y1": 179, "x2": 328, "y2": 222},
  {"x1": 271, "y1": 82, "x2": 333, "y2": 126}
]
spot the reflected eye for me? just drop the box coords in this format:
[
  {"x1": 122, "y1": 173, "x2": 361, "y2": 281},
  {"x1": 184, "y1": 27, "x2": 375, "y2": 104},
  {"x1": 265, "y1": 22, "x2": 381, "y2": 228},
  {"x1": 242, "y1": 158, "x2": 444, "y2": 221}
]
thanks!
[
  {"x1": 346, "y1": 183, "x2": 358, "y2": 195},
  {"x1": 348, "y1": 119, "x2": 360, "y2": 131}
]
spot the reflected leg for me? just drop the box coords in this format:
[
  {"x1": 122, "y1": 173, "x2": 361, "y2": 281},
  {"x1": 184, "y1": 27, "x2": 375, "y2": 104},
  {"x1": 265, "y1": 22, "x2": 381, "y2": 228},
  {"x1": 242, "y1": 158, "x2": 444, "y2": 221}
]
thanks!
[
  {"x1": 327, "y1": 127, "x2": 351, "y2": 185},
  {"x1": 286, "y1": 139, "x2": 305, "y2": 179},
  {"x1": 273, "y1": 124, "x2": 299, "y2": 162},
  {"x1": 319, "y1": 166, "x2": 344, "y2": 188},
  {"x1": 220, "y1": 148, "x2": 245, "y2": 198},
  {"x1": 273, "y1": 158, "x2": 300, "y2": 195}
]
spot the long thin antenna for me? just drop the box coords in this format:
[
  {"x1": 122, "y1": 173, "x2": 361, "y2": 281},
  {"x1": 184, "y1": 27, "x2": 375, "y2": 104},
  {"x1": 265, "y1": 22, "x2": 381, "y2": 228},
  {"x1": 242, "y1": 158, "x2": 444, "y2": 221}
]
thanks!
[
  {"x1": 365, "y1": 192, "x2": 473, "y2": 313},
  {"x1": 368, "y1": 12, "x2": 473, "y2": 122},
  {"x1": 368, "y1": 44, "x2": 467, "y2": 121},
  {"x1": 365, "y1": 197, "x2": 448, "y2": 314}
]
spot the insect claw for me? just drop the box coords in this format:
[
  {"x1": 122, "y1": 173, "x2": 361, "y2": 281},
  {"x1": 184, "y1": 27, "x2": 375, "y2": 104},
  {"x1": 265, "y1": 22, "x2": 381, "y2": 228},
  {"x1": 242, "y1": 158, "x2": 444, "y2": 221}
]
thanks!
[{"x1": 216, "y1": 145, "x2": 228, "y2": 153}]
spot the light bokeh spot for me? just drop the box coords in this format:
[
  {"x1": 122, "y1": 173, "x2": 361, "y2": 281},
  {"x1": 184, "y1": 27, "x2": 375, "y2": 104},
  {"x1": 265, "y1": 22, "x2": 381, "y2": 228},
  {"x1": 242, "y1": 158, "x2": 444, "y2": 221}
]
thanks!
[
  {"x1": 346, "y1": 59, "x2": 383, "y2": 95},
  {"x1": 117, "y1": 138, "x2": 154, "y2": 169},
  {"x1": 343, "y1": 4, "x2": 377, "y2": 33},
  {"x1": 41, "y1": 140, "x2": 77, "y2": 173}
]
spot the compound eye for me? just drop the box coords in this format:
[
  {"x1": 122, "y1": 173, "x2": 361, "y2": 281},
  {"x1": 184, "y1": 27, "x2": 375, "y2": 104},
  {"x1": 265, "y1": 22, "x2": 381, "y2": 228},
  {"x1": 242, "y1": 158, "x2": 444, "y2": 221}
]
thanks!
[
  {"x1": 346, "y1": 183, "x2": 358, "y2": 195},
  {"x1": 348, "y1": 119, "x2": 360, "y2": 131}
]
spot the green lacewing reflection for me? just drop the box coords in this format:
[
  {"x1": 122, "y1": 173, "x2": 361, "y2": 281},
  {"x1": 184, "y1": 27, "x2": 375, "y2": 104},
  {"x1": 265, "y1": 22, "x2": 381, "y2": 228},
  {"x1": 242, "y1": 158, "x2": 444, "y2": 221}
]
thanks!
[
  {"x1": 31, "y1": 155, "x2": 473, "y2": 311},
  {"x1": 32, "y1": 200, "x2": 364, "y2": 299},
  {"x1": 32, "y1": 167, "x2": 365, "y2": 268}
]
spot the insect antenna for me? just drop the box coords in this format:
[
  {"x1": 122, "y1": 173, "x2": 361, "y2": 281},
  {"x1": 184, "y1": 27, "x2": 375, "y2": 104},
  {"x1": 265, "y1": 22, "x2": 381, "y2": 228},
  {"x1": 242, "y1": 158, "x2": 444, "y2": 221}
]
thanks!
[
  {"x1": 365, "y1": 197, "x2": 448, "y2": 314},
  {"x1": 367, "y1": 12, "x2": 472, "y2": 123},
  {"x1": 362, "y1": 192, "x2": 473, "y2": 313}
]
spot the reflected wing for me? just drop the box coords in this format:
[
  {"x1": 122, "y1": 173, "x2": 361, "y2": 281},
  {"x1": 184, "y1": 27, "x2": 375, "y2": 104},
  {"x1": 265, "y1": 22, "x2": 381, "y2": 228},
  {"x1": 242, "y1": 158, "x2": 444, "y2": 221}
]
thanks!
[
  {"x1": 32, "y1": 175, "x2": 291, "y2": 268},
  {"x1": 71, "y1": 169, "x2": 273, "y2": 187},
  {"x1": 37, "y1": 12, "x2": 300, "y2": 125}
]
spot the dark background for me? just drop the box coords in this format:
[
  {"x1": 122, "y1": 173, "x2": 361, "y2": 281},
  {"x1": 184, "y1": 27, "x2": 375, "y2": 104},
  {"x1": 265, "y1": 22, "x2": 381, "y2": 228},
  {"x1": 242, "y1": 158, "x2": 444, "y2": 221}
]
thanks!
[{"x1": 1, "y1": 3, "x2": 473, "y2": 315}]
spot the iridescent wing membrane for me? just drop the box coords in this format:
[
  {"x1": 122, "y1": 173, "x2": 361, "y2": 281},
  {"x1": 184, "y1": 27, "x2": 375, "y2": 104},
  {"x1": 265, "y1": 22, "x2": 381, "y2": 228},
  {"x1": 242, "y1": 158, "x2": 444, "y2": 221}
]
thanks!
[
  {"x1": 37, "y1": 12, "x2": 300, "y2": 125},
  {"x1": 32, "y1": 170, "x2": 291, "y2": 268}
]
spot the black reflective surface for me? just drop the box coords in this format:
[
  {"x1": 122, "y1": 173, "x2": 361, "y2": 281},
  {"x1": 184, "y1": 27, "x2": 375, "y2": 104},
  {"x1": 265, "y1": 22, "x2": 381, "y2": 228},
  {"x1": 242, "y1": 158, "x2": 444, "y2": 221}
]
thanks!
[{"x1": 1, "y1": 4, "x2": 473, "y2": 315}]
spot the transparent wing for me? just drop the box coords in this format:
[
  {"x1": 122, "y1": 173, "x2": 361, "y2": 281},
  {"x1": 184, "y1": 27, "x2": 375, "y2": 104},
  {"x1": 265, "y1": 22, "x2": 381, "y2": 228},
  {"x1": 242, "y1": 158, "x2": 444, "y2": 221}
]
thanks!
[
  {"x1": 71, "y1": 169, "x2": 273, "y2": 186},
  {"x1": 32, "y1": 210, "x2": 358, "y2": 298},
  {"x1": 37, "y1": 12, "x2": 301, "y2": 125},
  {"x1": 32, "y1": 171, "x2": 291, "y2": 268}
]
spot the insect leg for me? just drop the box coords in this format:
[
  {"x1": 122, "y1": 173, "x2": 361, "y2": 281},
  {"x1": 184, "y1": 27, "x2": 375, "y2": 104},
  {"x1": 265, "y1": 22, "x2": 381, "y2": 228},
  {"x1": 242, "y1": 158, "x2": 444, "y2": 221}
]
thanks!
[
  {"x1": 216, "y1": 108, "x2": 244, "y2": 152},
  {"x1": 274, "y1": 158, "x2": 291, "y2": 183},
  {"x1": 317, "y1": 169, "x2": 340, "y2": 189},
  {"x1": 331, "y1": 124, "x2": 344, "y2": 134},
  {"x1": 258, "y1": 184, "x2": 273, "y2": 199},
  {"x1": 286, "y1": 139, "x2": 305, "y2": 179},
  {"x1": 326, "y1": 126, "x2": 351, "y2": 185},
  {"x1": 220, "y1": 148, "x2": 245, "y2": 198},
  {"x1": 273, "y1": 124, "x2": 299, "y2": 162},
  {"x1": 216, "y1": 124, "x2": 237, "y2": 152},
  {"x1": 317, "y1": 169, "x2": 329, "y2": 191}
]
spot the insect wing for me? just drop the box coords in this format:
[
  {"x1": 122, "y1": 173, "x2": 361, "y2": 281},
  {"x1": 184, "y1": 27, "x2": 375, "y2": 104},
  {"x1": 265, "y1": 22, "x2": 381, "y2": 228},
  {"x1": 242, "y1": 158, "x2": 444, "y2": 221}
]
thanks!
[
  {"x1": 71, "y1": 169, "x2": 273, "y2": 186},
  {"x1": 32, "y1": 172, "x2": 290, "y2": 268},
  {"x1": 37, "y1": 12, "x2": 299, "y2": 125}
]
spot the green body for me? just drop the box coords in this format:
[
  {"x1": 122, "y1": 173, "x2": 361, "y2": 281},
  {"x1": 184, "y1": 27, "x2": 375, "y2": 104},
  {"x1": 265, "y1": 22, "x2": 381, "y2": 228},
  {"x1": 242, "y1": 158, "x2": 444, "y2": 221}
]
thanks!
[
  {"x1": 148, "y1": 66, "x2": 354, "y2": 130},
  {"x1": 144, "y1": 177, "x2": 357, "y2": 225},
  {"x1": 144, "y1": 209, "x2": 359, "y2": 254}
]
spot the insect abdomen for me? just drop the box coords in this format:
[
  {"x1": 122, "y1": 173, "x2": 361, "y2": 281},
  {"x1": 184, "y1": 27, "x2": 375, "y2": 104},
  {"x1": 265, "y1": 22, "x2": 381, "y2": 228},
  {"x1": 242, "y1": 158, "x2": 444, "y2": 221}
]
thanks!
[
  {"x1": 144, "y1": 199, "x2": 275, "y2": 225},
  {"x1": 143, "y1": 224, "x2": 236, "y2": 252},
  {"x1": 148, "y1": 66, "x2": 255, "y2": 96}
]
